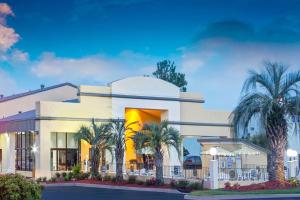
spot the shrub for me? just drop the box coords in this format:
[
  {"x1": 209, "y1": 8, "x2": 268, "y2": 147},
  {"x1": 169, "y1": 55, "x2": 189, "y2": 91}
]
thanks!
[
  {"x1": 50, "y1": 177, "x2": 56, "y2": 182},
  {"x1": 170, "y1": 179, "x2": 177, "y2": 188},
  {"x1": 289, "y1": 177, "x2": 300, "y2": 187},
  {"x1": 55, "y1": 172, "x2": 61, "y2": 178},
  {"x1": 188, "y1": 181, "x2": 203, "y2": 190},
  {"x1": 127, "y1": 176, "x2": 137, "y2": 184},
  {"x1": 68, "y1": 172, "x2": 74, "y2": 179},
  {"x1": 92, "y1": 174, "x2": 102, "y2": 181},
  {"x1": 72, "y1": 165, "x2": 81, "y2": 177},
  {"x1": 175, "y1": 180, "x2": 193, "y2": 193},
  {"x1": 104, "y1": 175, "x2": 112, "y2": 181},
  {"x1": 42, "y1": 177, "x2": 47, "y2": 182},
  {"x1": 111, "y1": 176, "x2": 117, "y2": 183},
  {"x1": 36, "y1": 177, "x2": 42, "y2": 183},
  {"x1": 137, "y1": 180, "x2": 144, "y2": 185},
  {"x1": 224, "y1": 182, "x2": 231, "y2": 188},
  {"x1": 145, "y1": 178, "x2": 162, "y2": 186},
  {"x1": 62, "y1": 172, "x2": 67, "y2": 178},
  {"x1": 233, "y1": 183, "x2": 240, "y2": 190},
  {"x1": 0, "y1": 174, "x2": 42, "y2": 200},
  {"x1": 64, "y1": 175, "x2": 71, "y2": 182},
  {"x1": 176, "y1": 180, "x2": 190, "y2": 188}
]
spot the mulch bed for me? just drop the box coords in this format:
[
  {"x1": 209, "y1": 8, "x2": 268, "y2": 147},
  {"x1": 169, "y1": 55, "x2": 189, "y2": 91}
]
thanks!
[{"x1": 225, "y1": 180, "x2": 297, "y2": 191}]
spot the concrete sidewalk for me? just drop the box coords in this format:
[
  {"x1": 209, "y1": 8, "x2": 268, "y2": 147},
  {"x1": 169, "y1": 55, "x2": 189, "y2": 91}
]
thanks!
[
  {"x1": 43, "y1": 182, "x2": 181, "y2": 194},
  {"x1": 185, "y1": 193, "x2": 300, "y2": 200}
]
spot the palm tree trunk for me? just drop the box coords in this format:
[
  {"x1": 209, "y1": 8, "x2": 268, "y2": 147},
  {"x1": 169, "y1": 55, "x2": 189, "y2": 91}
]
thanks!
[
  {"x1": 91, "y1": 147, "x2": 100, "y2": 177},
  {"x1": 267, "y1": 124, "x2": 287, "y2": 182},
  {"x1": 115, "y1": 149, "x2": 124, "y2": 182},
  {"x1": 155, "y1": 151, "x2": 164, "y2": 184}
]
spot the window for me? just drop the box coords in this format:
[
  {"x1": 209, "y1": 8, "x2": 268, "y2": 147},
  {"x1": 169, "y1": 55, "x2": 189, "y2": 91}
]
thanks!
[
  {"x1": 50, "y1": 133, "x2": 78, "y2": 171},
  {"x1": 15, "y1": 132, "x2": 35, "y2": 171}
]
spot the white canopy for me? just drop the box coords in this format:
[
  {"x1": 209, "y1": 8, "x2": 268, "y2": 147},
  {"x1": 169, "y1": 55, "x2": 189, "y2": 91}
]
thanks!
[
  {"x1": 233, "y1": 146, "x2": 260, "y2": 156},
  {"x1": 201, "y1": 147, "x2": 234, "y2": 156}
]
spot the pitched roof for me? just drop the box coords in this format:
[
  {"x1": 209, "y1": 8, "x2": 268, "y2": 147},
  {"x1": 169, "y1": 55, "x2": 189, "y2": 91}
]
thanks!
[
  {"x1": 0, "y1": 83, "x2": 77, "y2": 103},
  {"x1": 0, "y1": 110, "x2": 35, "y2": 122}
]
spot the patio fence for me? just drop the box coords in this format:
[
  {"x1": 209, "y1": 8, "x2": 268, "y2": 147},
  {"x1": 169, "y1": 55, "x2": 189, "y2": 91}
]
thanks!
[
  {"x1": 79, "y1": 161, "x2": 268, "y2": 181},
  {"x1": 218, "y1": 167, "x2": 268, "y2": 181}
]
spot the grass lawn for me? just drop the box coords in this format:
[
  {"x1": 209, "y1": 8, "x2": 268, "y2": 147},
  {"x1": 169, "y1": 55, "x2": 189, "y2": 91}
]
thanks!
[{"x1": 191, "y1": 188, "x2": 300, "y2": 196}]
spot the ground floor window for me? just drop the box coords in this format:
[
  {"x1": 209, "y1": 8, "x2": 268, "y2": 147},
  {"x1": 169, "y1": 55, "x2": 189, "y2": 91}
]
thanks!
[
  {"x1": 15, "y1": 131, "x2": 35, "y2": 171},
  {"x1": 50, "y1": 132, "x2": 78, "y2": 171}
]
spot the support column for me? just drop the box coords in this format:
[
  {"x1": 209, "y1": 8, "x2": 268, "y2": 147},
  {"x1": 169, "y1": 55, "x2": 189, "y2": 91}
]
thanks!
[
  {"x1": 288, "y1": 159, "x2": 297, "y2": 179},
  {"x1": 209, "y1": 159, "x2": 219, "y2": 189}
]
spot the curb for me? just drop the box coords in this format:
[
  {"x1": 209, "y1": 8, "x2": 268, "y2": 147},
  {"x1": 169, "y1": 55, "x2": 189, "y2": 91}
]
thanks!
[
  {"x1": 184, "y1": 193, "x2": 300, "y2": 200},
  {"x1": 43, "y1": 183, "x2": 182, "y2": 194}
]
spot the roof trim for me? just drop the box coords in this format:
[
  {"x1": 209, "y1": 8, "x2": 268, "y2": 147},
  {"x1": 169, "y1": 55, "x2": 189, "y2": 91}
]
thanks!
[
  {"x1": 79, "y1": 92, "x2": 205, "y2": 103},
  {"x1": 198, "y1": 138, "x2": 271, "y2": 154},
  {"x1": 169, "y1": 121, "x2": 231, "y2": 127},
  {"x1": 0, "y1": 83, "x2": 77, "y2": 103}
]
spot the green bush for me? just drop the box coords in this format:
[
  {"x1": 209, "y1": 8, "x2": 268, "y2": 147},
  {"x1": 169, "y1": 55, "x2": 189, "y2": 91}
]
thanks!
[
  {"x1": 92, "y1": 174, "x2": 102, "y2": 181},
  {"x1": 50, "y1": 177, "x2": 56, "y2": 182},
  {"x1": 68, "y1": 172, "x2": 74, "y2": 179},
  {"x1": 72, "y1": 165, "x2": 81, "y2": 177},
  {"x1": 64, "y1": 175, "x2": 71, "y2": 182},
  {"x1": 176, "y1": 180, "x2": 190, "y2": 188},
  {"x1": 36, "y1": 177, "x2": 42, "y2": 183},
  {"x1": 188, "y1": 181, "x2": 203, "y2": 190},
  {"x1": 127, "y1": 175, "x2": 137, "y2": 184},
  {"x1": 111, "y1": 176, "x2": 117, "y2": 183},
  {"x1": 103, "y1": 175, "x2": 112, "y2": 181},
  {"x1": 0, "y1": 174, "x2": 42, "y2": 200},
  {"x1": 62, "y1": 172, "x2": 67, "y2": 178},
  {"x1": 137, "y1": 180, "x2": 144, "y2": 185},
  {"x1": 289, "y1": 177, "x2": 300, "y2": 187},
  {"x1": 145, "y1": 178, "x2": 162, "y2": 186},
  {"x1": 55, "y1": 172, "x2": 61, "y2": 178}
]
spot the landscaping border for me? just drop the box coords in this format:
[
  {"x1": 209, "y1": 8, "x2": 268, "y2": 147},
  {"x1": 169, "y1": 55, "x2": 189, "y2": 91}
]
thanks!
[
  {"x1": 43, "y1": 182, "x2": 182, "y2": 194},
  {"x1": 185, "y1": 193, "x2": 300, "y2": 200}
]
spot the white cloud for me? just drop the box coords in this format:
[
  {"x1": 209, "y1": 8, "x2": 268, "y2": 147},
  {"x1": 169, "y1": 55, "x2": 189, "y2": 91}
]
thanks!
[
  {"x1": 0, "y1": 24, "x2": 19, "y2": 52},
  {"x1": 10, "y1": 49, "x2": 29, "y2": 62},
  {"x1": 0, "y1": 3, "x2": 14, "y2": 25},
  {"x1": 182, "y1": 39, "x2": 300, "y2": 109},
  {"x1": 31, "y1": 51, "x2": 158, "y2": 84},
  {"x1": 0, "y1": 3, "x2": 23, "y2": 62}
]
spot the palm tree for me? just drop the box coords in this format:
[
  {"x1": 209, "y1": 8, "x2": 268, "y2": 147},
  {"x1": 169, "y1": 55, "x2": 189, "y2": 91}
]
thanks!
[
  {"x1": 231, "y1": 62, "x2": 300, "y2": 181},
  {"x1": 132, "y1": 120, "x2": 181, "y2": 184},
  {"x1": 76, "y1": 119, "x2": 113, "y2": 178},
  {"x1": 108, "y1": 119, "x2": 137, "y2": 182}
]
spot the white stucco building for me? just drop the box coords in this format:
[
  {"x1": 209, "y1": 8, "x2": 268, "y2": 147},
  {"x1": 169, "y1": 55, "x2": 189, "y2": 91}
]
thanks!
[{"x1": 0, "y1": 76, "x2": 267, "y2": 179}]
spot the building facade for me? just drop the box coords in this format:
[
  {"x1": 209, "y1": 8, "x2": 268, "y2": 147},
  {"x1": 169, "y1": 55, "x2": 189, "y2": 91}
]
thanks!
[{"x1": 0, "y1": 76, "x2": 265, "y2": 178}]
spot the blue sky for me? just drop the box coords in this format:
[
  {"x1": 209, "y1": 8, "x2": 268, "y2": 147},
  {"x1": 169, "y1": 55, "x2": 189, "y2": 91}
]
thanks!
[{"x1": 1, "y1": 0, "x2": 300, "y2": 110}]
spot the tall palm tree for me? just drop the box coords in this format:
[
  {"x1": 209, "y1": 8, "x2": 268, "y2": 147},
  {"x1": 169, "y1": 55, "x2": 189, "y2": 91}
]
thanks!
[
  {"x1": 231, "y1": 62, "x2": 300, "y2": 181},
  {"x1": 108, "y1": 119, "x2": 137, "y2": 182},
  {"x1": 132, "y1": 120, "x2": 181, "y2": 184},
  {"x1": 76, "y1": 119, "x2": 113, "y2": 178}
]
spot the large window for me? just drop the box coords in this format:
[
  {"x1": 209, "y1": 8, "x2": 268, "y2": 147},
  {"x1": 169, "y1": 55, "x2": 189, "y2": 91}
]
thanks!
[
  {"x1": 51, "y1": 133, "x2": 78, "y2": 171},
  {"x1": 15, "y1": 132, "x2": 35, "y2": 171}
]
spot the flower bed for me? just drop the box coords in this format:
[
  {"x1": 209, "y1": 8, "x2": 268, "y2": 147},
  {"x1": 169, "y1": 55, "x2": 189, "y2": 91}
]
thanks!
[
  {"x1": 36, "y1": 171, "x2": 203, "y2": 192},
  {"x1": 224, "y1": 180, "x2": 298, "y2": 191}
]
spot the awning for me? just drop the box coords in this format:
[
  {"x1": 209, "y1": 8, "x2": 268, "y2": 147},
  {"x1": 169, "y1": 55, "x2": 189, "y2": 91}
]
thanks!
[
  {"x1": 233, "y1": 146, "x2": 260, "y2": 156},
  {"x1": 201, "y1": 147, "x2": 234, "y2": 156}
]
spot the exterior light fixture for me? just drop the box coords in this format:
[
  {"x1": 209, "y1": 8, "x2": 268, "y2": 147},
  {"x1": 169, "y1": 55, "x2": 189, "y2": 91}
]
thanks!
[
  {"x1": 32, "y1": 144, "x2": 38, "y2": 153},
  {"x1": 210, "y1": 147, "x2": 217, "y2": 160},
  {"x1": 287, "y1": 149, "x2": 298, "y2": 161}
]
